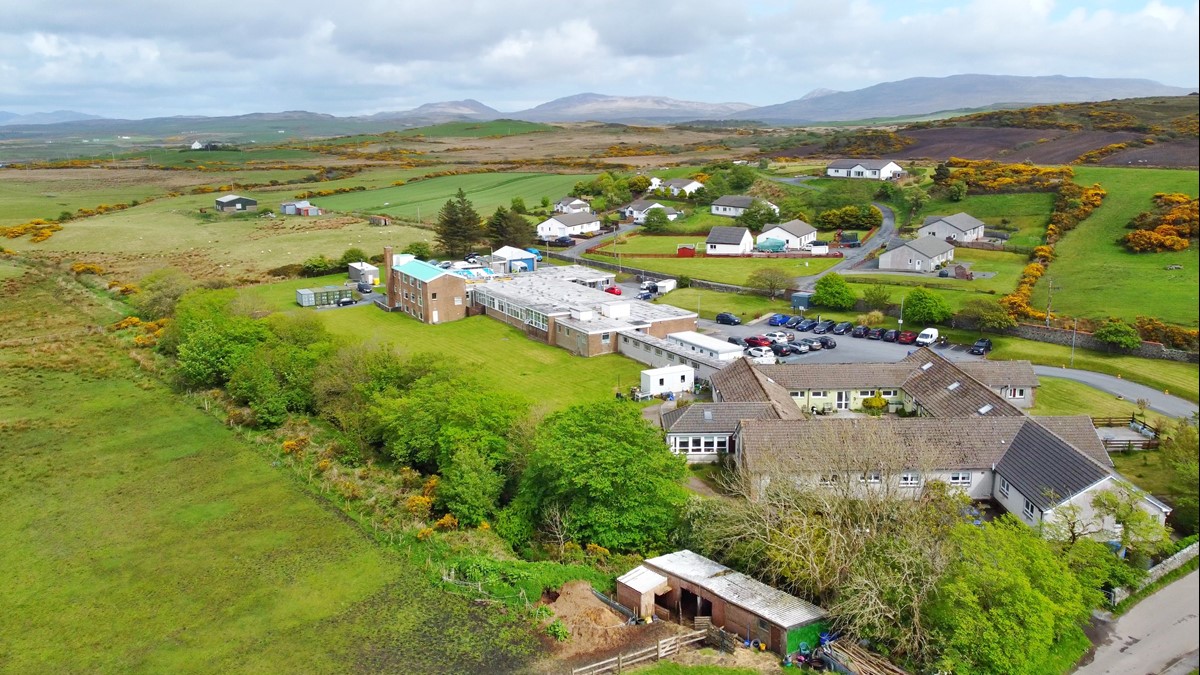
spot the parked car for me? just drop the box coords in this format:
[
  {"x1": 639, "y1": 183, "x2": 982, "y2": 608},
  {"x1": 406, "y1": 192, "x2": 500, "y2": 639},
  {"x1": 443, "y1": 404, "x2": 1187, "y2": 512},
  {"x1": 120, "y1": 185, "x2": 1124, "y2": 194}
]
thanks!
[
  {"x1": 969, "y1": 337, "x2": 994, "y2": 355},
  {"x1": 784, "y1": 316, "x2": 806, "y2": 329},
  {"x1": 604, "y1": 286, "x2": 622, "y2": 295},
  {"x1": 799, "y1": 337, "x2": 822, "y2": 351},
  {"x1": 744, "y1": 335, "x2": 772, "y2": 347},
  {"x1": 727, "y1": 336, "x2": 748, "y2": 348},
  {"x1": 336, "y1": 297, "x2": 356, "y2": 307},
  {"x1": 356, "y1": 282, "x2": 373, "y2": 294},
  {"x1": 463, "y1": 252, "x2": 481, "y2": 262},
  {"x1": 812, "y1": 320, "x2": 837, "y2": 334},
  {"x1": 636, "y1": 291, "x2": 653, "y2": 300},
  {"x1": 551, "y1": 236, "x2": 575, "y2": 247},
  {"x1": 867, "y1": 328, "x2": 885, "y2": 340},
  {"x1": 915, "y1": 328, "x2": 940, "y2": 346},
  {"x1": 768, "y1": 314, "x2": 792, "y2": 326},
  {"x1": 795, "y1": 318, "x2": 819, "y2": 332},
  {"x1": 763, "y1": 331, "x2": 795, "y2": 344},
  {"x1": 715, "y1": 312, "x2": 741, "y2": 326},
  {"x1": 770, "y1": 343, "x2": 795, "y2": 357},
  {"x1": 882, "y1": 329, "x2": 899, "y2": 342},
  {"x1": 745, "y1": 346, "x2": 773, "y2": 358},
  {"x1": 524, "y1": 247, "x2": 543, "y2": 261},
  {"x1": 850, "y1": 325, "x2": 869, "y2": 338},
  {"x1": 817, "y1": 336, "x2": 837, "y2": 349},
  {"x1": 787, "y1": 341, "x2": 811, "y2": 353},
  {"x1": 832, "y1": 321, "x2": 853, "y2": 335},
  {"x1": 896, "y1": 330, "x2": 918, "y2": 345}
]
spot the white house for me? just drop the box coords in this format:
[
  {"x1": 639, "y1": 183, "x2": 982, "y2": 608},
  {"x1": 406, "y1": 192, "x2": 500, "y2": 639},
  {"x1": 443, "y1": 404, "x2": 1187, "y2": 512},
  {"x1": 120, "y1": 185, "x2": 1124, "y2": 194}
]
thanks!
[
  {"x1": 190, "y1": 140, "x2": 204, "y2": 150},
  {"x1": 554, "y1": 197, "x2": 590, "y2": 214},
  {"x1": 706, "y1": 226, "x2": 754, "y2": 256},
  {"x1": 757, "y1": 219, "x2": 817, "y2": 250},
  {"x1": 536, "y1": 212, "x2": 602, "y2": 240},
  {"x1": 711, "y1": 195, "x2": 778, "y2": 218},
  {"x1": 661, "y1": 178, "x2": 704, "y2": 197},
  {"x1": 919, "y1": 213, "x2": 987, "y2": 243},
  {"x1": 624, "y1": 199, "x2": 679, "y2": 224},
  {"x1": 877, "y1": 236, "x2": 955, "y2": 272},
  {"x1": 825, "y1": 159, "x2": 904, "y2": 180}
]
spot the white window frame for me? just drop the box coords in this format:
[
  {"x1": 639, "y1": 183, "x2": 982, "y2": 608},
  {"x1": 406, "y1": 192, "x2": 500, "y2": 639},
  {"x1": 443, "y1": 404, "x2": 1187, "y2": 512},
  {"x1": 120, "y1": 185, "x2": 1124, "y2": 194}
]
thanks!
[
  {"x1": 1023, "y1": 499, "x2": 1036, "y2": 520},
  {"x1": 899, "y1": 472, "x2": 921, "y2": 488},
  {"x1": 949, "y1": 472, "x2": 971, "y2": 486},
  {"x1": 1007, "y1": 388, "x2": 1026, "y2": 399},
  {"x1": 818, "y1": 474, "x2": 839, "y2": 487},
  {"x1": 998, "y1": 476, "x2": 1010, "y2": 498},
  {"x1": 860, "y1": 471, "x2": 881, "y2": 484}
]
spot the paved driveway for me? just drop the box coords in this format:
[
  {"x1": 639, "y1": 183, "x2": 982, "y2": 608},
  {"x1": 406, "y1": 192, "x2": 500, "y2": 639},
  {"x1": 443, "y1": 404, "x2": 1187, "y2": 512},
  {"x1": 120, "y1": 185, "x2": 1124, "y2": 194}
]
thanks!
[{"x1": 1074, "y1": 570, "x2": 1199, "y2": 675}]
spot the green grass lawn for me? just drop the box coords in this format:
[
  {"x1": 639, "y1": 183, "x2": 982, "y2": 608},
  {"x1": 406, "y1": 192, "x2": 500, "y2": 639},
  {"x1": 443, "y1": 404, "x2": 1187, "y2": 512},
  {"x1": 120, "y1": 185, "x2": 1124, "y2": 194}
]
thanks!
[
  {"x1": 586, "y1": 253, "x2": 843, "y2": 287},
  {"x1": 1029, "y1": 167, "x2": 1199, "y2": 326},
  {"x1": 132, "y1": 147, "x2": 324, "y2": 168},
  {"x1": 848, "y1": 247, "x2": 1028, "y2": 297},
  {"x1": 1111, "y1": 451, "x2": 1179, "y2": 499},
  {"x1": 916, "y1": 192, "x2": 1054, "y2": 247},
  {"x1": 599, "y1": 234, "x2": 711, "y2": 254},
  {"x1": 0, "y1": 176, "x2": 177, "y2": 227},
  {"x1": 655, "y1": 287, "x2": 859, "y2": 324},
  {"x1": 1031, "y1": 377, "x2": 1172, "y2": 427}
]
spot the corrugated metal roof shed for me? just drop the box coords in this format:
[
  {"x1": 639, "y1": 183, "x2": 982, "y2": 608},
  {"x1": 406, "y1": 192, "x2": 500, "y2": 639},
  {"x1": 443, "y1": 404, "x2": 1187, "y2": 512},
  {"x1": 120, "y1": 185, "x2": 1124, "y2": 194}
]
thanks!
[{"x1": 617, "y1": 566, "x2": 670, "y2": 594}]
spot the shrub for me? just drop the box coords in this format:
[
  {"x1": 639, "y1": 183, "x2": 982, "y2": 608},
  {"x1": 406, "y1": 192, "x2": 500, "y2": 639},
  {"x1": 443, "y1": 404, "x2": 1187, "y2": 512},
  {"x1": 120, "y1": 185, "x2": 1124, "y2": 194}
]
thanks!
[
  {"x1": 405, "y1": 495, "x2": 433, "y2": 519},
  {"x1": 416, "y1": 527, "x2": 435, "y2": 541},
  {"x1": 545, "y1": 619, "x2": 570, "y2": 642},
  {"x1": 422, "y1": 475, "x2": 439, "y2": 498},
  {"x1": 434, "y1": 513, "x2": 460, "y2": 531}
]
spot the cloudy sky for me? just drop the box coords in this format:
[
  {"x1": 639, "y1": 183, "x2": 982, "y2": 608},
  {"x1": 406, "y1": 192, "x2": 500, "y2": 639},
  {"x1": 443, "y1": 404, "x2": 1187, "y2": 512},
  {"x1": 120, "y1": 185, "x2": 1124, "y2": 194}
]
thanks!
[{"x1": 1, "y1": 0, "x2": 1196, "y2": 118}]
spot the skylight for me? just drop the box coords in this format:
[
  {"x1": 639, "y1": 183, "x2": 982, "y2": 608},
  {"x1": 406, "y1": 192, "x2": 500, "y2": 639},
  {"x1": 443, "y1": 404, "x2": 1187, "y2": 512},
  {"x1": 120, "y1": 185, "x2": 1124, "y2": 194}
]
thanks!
[
  {"x1": 978, "y1": 404, "x2": 994, "y2": 414},
  {"x1": 921, "y1": 362, "x2": 933, "y2": 371},
  {"x1": 947, "y1": 382, "x2": 961, "y2": 391}
]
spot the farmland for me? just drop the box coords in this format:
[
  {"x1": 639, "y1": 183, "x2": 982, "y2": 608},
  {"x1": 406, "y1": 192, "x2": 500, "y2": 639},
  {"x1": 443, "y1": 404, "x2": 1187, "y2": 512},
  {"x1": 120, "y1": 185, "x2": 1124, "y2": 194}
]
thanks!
[
  {"x1": 587, "y1": 250, "x2": 843, "y2": 286},
  {"x1": 396, "y1": 119, "x2": 558, "y2": 137}
]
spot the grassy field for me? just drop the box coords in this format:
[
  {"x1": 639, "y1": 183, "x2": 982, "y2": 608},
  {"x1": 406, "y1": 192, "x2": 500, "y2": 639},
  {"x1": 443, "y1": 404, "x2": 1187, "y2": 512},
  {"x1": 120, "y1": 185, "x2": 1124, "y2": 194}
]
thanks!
[
  {"x1": 131, "y1": 147, "x2": 324, "y2": 167},
  {"x1": 1029, "y1": 167, "x2": 1199, "y2": 326},
  {"x1": 654, "y1": 287, "x2": 861, "y2": 325},
  {"x1": 315, "y1": 172, "x2": 594, "y2": 222},
  {"x1": 0, "y1": 176, "x2": 177, "y2": 227},
  {"x1": 915, "y1": 192, "x2": 1055, "y2": 247},
  {"x1": 398, "y1": 120, "x2": 558, "y2": 138},
  {"x1": 585, "y1": 252, "x2": 843, "y2": 287},
  {"x1": 1031, "y1": 377, "x2": 1172, "y2": 427},
  {"x1": 0, "y1": 267, "x2": 540, "y2": 674}
]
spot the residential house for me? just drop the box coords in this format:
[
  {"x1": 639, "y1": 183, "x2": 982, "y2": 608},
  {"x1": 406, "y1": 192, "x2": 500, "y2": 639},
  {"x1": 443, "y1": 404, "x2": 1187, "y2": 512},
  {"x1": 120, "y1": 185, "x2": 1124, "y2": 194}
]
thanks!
[
  {"x1": 662, "y1": 402, "x2": 782, "y2": 463},
  {"x1": 214, "y1": 194, "x2": 258, "y2": 212},
  {"x1": 624, "y1": 199, "x2": 680, "y2": 224},
  {"x1": 662, "y1": 178, "x2": 704, "y2": 197},
  {"x1": 190, "y1": 140, "x2": 203, "y2": 150},
  {"x1": 619, "y1": 550, "x2": 827, "y2": 655},
  {"x1": 536, "y1": 212, "x2": 602, "y2": 240},
  {"x1": 711, "y1": 195, "x2": 778, "y2": 218},
  {"x1": 757, "y1": 219, "x2": 817, "y2": 250},
  {"x1": 706, "y1": 226, "x2": 754, "y2": 256},
  {"x1": 877, "y1": 236, "x2": 955, "y2": 272},
  {"x1": 919, "y1": 213, "x2": 986, "y2": 243},
  {"x1": 382, "y1": 249, "x2": 468, "y2": 324},
  {"x1": 824, "y1": 159, "x2": 904, "y2": 180},
  {"x1": 554, "y1": 197, "x2": 590, "y2": 214}
]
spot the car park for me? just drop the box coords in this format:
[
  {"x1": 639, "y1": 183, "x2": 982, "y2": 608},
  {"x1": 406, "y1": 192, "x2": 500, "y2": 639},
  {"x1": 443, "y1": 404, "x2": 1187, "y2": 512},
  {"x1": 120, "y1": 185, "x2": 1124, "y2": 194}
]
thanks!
[
  {"x1": 604, "y1": 286, "x2": 622, "y2": 295},
  {"x1": 787, "y1": 341, "x2": 810, "y2": 353},
  {"x1": 882, "y1": 329, "x2": 899, "y2": 342},
  {"x1": 812, "y1": 320, "x2": 837, "y2": 334},
  {"x1": 850, "y1": 325, "x2": 869, "y2": 338},
  {"x1": 896, "y1": 330, "x2": 918, "y2": 345},
  {"x1": 744, "y1": 335, "x2": 772, "y2": 347},
  {"x1": 969, "y1": 337, "x2": 994, "y2": 355},
  {"x1": 785, "y1": 316, "x2": 806, "y2": 329},
  {"x1": 715, "y1": 312, "x2": 741, "y2": 326},
  {"x1": 915, "y1": 327, "x2": 940, "y2": 346},
  {"x1": 832, "y1": 321, "x2": 853, "y2": 335},
  {"x1": 798, "y1": 337, "x2": 822, "y2": 351},
  {"x1": 745, "y1": 346, "x2": 773, "y2": 358},
  {"x1": 768, "y1": 314, "x2": 792, "y2": 326},
  {"x1": 817, "y1": 336, "x2": 837, "y2": 349},
  {"x1": 727, "y1": 336, "x2": 748, "y2": 348},
  {"x1": 795, "y1": 318, "x2": 819, "y2": 332},
  {"x1": 867, "y1": 327, "x2": 885, "y2": 340},
  {"x1": 763, "y1": 331, "x2": 795, "y2": 344}
]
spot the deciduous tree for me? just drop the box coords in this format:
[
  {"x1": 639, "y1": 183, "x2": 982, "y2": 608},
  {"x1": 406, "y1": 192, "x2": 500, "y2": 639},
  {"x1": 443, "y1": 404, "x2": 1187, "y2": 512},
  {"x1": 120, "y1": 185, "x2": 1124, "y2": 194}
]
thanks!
[
  {"x1": 959, "y1": 297, "x2": 1016, "y2": 332},
  {"x1": 641, "y1": 207, "x2": 670, "y2": 234},
  {"x1": 746, "y1": 267, "x2": 793, "y2": 299},
  {"x1": 862, "y1": 283, "x2": 891, "y2": 312},
  {"x1": 811, "y1": 273, "x2": 857, "y2": 310},
  {"x1": 1093, "y1": 318, "x2": 1141, "y2": 351},
  {"x1": 903, "y1": 288, "x2": 953, "y2": 326}
]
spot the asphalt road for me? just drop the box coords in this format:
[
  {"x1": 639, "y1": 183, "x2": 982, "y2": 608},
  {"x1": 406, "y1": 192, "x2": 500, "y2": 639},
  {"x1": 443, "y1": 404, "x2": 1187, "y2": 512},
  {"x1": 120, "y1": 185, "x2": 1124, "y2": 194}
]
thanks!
[{"x1": 1074, "y1": 570, "x2": 1199, "y2": 675}]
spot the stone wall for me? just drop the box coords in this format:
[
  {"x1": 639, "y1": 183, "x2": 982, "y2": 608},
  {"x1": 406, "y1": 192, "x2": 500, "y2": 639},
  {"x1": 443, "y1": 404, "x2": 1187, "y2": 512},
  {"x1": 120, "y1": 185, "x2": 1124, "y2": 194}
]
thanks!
[{"x1": 1111, "y1": 542, "x2": 1199, "y2": 605}]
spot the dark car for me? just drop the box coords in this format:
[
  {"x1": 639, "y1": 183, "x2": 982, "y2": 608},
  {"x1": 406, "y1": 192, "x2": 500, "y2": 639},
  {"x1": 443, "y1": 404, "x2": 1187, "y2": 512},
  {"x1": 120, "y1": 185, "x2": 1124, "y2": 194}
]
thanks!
[
  {"x1": 832, "y1": 321, "x2": 853, "y2": 335},
  {"x1": 744, "y1": 335, "x2": 772, "y2": 347},
  {"x1": 897, "y1": 330, "x2": 918, "y2": 345},
  {"x1": 768, "y1": 313, "x2": 791, "y2": 327},
  {"x1": 785, "y1": 316, "x2": 806, "y2": 329},
  {"x1": 812, "y1": 320, "x2": 837, "y2": 334},
  {"x1": 636, "y1": 291, "x2": 653, "y2": 300},
  {"x1": 817, "y1": 336, "x2": 837, "y2": 349},
  {"x1": 969, "y1": 338, "x2": 994, "y2": 355},
  {"x1": 795, "y1": 318, "x2": 819, "y2": 332},
  {"x1": 336, "y1": 297, "x2": 356, "y2": 307},
  {"x1": 727, "y1": 336, "x2": 748, "y2": 348},
  {"x1": 715, "y1": 312, "x2": 741, "y2": 326},
  {"x1": 356, "y1": 282, "x2": 373, "y2": 294},
  {"x1": 551, "y1": 236, "x2": 575, "y2": 247},
  {"x1": 770, "y1": 343, "x2": 795, "y2": 357},
  {"x1": 882, "y1": 329, "x2": 899, "y2": 342},
  {"x1": 798, "y1": 337, "x2": 822, "y2": 351},
  {"x1": 850, "y1": 325, "x2": 869, "y2": 338},
  {"x1": 867, "y1": 327, "x2": 885, "y2": 340},
  {"x1": 463, "y1": 252, "x2": 481, "y2": 262}
]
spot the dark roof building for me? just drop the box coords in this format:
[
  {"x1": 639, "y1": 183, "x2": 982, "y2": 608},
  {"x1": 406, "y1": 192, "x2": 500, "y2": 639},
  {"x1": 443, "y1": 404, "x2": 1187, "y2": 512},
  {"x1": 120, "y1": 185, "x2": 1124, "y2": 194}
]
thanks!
[{"x1": 706, "y1": 226, "x2": 752, "y2": 246}]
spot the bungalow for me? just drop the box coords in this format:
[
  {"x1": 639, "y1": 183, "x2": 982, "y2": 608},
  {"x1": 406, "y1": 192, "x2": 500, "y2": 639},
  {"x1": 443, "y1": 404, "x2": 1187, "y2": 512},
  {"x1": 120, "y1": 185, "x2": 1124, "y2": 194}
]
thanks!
[
  {"x1": 214, "y1": 194, "x2": 258, "y2": 212},
  {"x1": 877, "y1": 236, "x2": 955, "y2": 272},
  {"x1": 662, "y1": 402, "x2": 782, "y2": 463},
  {"x1": 919, "y1": 212, "x2": 986, "y2": 243},
  {"x1": 824, "y1": 159, "x2": 904, "y2": 180},
  {"x1": 662, "y1": 178, "x2": 704, "y2": 197},
  {"x1": 190, "y1": 140, "x2": 204, "y2": 150},
  {"x1": 624, "y1": 199, "x2": 680, "y2": 224},
  {"x1": 756, "y1": 219, "x2": 817, "y2": 250},
  {"x1": 554, "y1": 197, "x2": 590, "y2": 214},
  {"x1": 536, "y1": 211, "x2": 602, "y2": 240},
  {"x1": 706, "y1": 226, "x2": 754, "y2": 256},
  {"x1": 711, "y1": 195, "x2": 778, "y2": 218}
]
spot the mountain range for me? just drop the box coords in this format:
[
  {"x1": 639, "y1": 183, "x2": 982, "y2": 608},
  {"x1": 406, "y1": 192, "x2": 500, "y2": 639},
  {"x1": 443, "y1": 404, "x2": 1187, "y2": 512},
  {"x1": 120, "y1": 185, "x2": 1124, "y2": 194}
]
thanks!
[{"x1": 1, "y1": 75, "x2": 1194, "y2": 135}]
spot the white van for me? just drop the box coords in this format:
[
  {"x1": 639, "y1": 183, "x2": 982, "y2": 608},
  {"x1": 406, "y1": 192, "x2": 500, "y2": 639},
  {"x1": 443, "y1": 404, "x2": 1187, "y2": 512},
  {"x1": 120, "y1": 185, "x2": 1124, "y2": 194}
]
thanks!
[{"x1": 915, "y1": 327, "x2": 939, "y2": 346}]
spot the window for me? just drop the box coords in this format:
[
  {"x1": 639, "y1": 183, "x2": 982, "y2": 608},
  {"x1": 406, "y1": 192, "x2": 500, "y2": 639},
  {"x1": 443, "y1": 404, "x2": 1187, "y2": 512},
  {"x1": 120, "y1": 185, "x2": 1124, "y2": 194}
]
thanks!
[
  {"x1": 655, "y1": 348, "x2": 662, "y2": 356},
  {"x1": 1006, "y1": 388, "x2": 1026, "y2": 399},
  {"x1": 431, "y1": 292, "x2": 438, "y2": 300},
  {"x1": 791, "y1": 392, "x2": 801, "y2": 398},
  {"x1": 978, "y1": 404, "x2": 994, "y2": 414},
  {"x1": 819, "y1": 474, "x2": 839, "y2": 486},
  {"x1": 601, "y1": 333, "x2": 611, "y2": 345},
  {"x1": 1023, "y1": 499, "x2": 1036, "y2": 520},
  {"x1": 949, "y1": 472, "x2": 971, "y2": 486},
  {"x1": 998, "y1": 477, "x2": 1010, "y2": 498},
  {"x1": 454, "y1": 296, "x2": 462, "y2": 306},
  {"x1": 946, "y1": 382, "x2": 960, "y2": 391},
  {"x1": 881, "y1": 389, "x2": 897, "y2": 398},
  {"x1": 899, "y1": 472, "x2": 921, "y2": 487},
  {"x1": 811, "y1": 391, "x2": 826, "y2": 397},
  {"x1": 622, "y1": 336, "x2": 629, "y2": 343},
  {"x1": 861, "y1": 471, "x2": 881, "y2": 484}
]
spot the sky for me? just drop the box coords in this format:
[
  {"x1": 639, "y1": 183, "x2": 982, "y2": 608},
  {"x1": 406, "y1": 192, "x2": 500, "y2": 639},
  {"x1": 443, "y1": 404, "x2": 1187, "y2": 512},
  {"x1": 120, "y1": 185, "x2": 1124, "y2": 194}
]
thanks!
[{"x1": 1, "y1": 0, "x2": 1197, "y2": 118}]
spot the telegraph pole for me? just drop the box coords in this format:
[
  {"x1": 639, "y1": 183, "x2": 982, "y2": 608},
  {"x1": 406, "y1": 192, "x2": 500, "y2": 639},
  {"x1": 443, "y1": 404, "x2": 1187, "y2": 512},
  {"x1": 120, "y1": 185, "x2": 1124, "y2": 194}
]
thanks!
[{"x1": 1045, "y1": 278, "x2": 1053, "y2": 328}]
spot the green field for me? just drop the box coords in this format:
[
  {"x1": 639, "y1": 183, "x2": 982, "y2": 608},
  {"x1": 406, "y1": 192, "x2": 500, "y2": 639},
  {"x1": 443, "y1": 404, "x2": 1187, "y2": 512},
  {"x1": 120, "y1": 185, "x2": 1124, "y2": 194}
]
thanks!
[
  {"x1": 1030, "y1": 167, "x2": 1199, "y2": 326},
  {"x1": 655, "y1": 287, "x2": 858, "y2": 324},
  {"x1": 131, "y1": 147, "x2": 324, "y2": 167},
  {"x1": 916, "y1": 192, "x2": 1055, "y2": 247},
  {"x1": 0, "y1": 177, "x2": 177, "y2": 227},
  {"x1": 315, "y1": 172, "x2": 595, "y2": 223},
  {"x1": 844, "y1": 247, "x2": 1029, "y2": 312},
  {"x1": 398, "y1": 120, "x2": 558, "y2": 138},
  {"x1": 1031, "y1": 376, "x2": 1172, "y2": 427},
  {"x1": 0, "y1": 268, "x2": 540, "y2": 673}
]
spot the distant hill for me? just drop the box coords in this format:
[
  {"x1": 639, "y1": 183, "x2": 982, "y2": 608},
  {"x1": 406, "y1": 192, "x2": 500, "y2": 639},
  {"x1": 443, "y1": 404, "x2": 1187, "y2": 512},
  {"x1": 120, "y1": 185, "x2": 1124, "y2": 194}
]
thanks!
[
  {"x1": 367, "y1": 99, "x2": 500, "y2": 122},
  {"x1": 511, "y1": 93, "x2": 755, "y2": 123},
  {"x1": 0, "y1": 110, "x2": 106, "y2": 126},
  {"x1": 732, "y1": 75, "x2": 1194, "y2": 123}
]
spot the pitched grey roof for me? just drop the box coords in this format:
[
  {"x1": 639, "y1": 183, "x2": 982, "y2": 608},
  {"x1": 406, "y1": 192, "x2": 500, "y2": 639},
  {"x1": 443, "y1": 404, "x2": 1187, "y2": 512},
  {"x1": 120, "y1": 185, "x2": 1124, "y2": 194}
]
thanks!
[
  {"x1": 898, "y1": 235, "x2": 955, "y2": 258},
  {"x1": 549, "y1": 211, "x2": 599, "y2": 226},
  {"x1": 626, "y1": 199, "x2": 663, "y2": 211},
  {"x1": 764, "y1": 219, "x2": 816, "y2": 239},
  {"x1": 827, "y1": 159, "x2": 899, "y2": 170},
  {"x1": 707, "y1": 226, "x2": 751, "y2": 245},
  {"x1": 996, "y1": 419, "x2": 1111, "y2": 510},
  {"x1": 757, "y1": 363, "x2": 914, "y2": 391},
  {"x1": 922, "y1": 212, "x2": 985, "y2": 233},
  {"x1": 712, "y1": 195, "x2": 755, "y2": 208},
  {"x1": 556, "y1": 196, "x2": 586, "y2": 206},
  {"x1": 662, "y1": 402, "x2": 780, "y2": 434},
  {"x1": 957, "y1": 360, "x2": 1039, "y2": 388},
  {"x1": 664, "y1": 178, "x2": 700, "y2": 188},
  {"x1": 1032, "y1": 416, "x2": 1112, "y2": 467},
  {"x1": 216, "y1": 194, "x2": 254, "y2": 203},
  {"x1": 897, "y1": 348, "x2": 1024, "y2": 418},
  {"x1": 709, "y1": 358, "x2": 804, "y2": 419},
  {"x1": 643, "y1": 550, "x2": 826, "y2": 629}
]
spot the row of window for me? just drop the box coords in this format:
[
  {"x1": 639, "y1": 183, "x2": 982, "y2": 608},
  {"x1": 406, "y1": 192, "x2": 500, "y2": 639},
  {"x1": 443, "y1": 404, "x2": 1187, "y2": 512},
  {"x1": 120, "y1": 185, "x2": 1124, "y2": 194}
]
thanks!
[
  {"x1": 398, "y1": 274, "x2": 424, "y2": 290},
  {"x1": 620, "y1": 336, "x2": 704, "y2": 370},
  {"x1": 818, "y1": 471, "x2": 972, "y2": 487},
  {"x1": 791, "y1": 389, "x2": 898, "y2": 399},
  {"x1": 998, "y1": 476, "x2": 1039, "y2": 521},
  {"x1": 671, "y1": 436, "x2": 728, "y2": 454}
]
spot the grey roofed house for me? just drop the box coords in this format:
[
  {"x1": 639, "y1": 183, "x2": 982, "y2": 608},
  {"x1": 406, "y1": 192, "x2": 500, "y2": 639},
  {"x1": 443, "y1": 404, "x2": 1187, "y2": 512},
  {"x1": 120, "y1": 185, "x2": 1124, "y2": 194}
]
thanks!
[
  {"x1": 897, "y1": 235, "x2": 956, "y2": 259},
  {"x1": 995, "y1": 419, "x2": 1112, "y2": 510},
  {"x1": 826, "y1": 159, "x2": 899, "y2": 170},
  {"x1": 552, "y1": 211, "x2": 601, "y2": 226},
  {"x1": 662, "y1": 402, "x2": 781, "y2": 435},
  {"x1": 706, "y1": 225, "x2": 752, "y2": 246},
  {"x1": 664, "y1": 178, "x2": 700, "y2": 189},
  {"x1": 712, "y1": 195, "x2": 756, "y2": 209},
  {"x1": 556, "y1": 196, "x2": 587, "y2": 206},
  {"x1": 766, "y1": 219, "x2": 817, "y2": 238},
  {"x1": 895, "y1": 348, "x2": 1023, "y2": 418},
  {"x1": 709, "y1": 358, "x2": 805, "y2": 419},
  {"x1": 1033, "y1": 416, "x2": 1113, "y2": 467},
  {"x1": 626, "y1": 199, "x2": 661, "y2": 211},
  {"x1": 922, "y1": 212, "x2": 986, "y2": 234}
]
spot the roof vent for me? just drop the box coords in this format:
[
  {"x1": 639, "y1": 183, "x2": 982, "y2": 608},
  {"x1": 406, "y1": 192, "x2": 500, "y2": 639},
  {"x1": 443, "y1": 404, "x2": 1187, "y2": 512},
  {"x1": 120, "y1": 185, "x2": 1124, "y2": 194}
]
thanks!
[
  {"x1": 920, "y1": 362, "x2": 933, "y2": 371},
  {"x1": 703, "y1": 409, "x2": 714, "y2": 421},
  {"x1": 947, "y1": 382, "x2": 961, "y2": 391},
  {"x1": 978, "y1": 404, "x2": 994, "y2": 414}
]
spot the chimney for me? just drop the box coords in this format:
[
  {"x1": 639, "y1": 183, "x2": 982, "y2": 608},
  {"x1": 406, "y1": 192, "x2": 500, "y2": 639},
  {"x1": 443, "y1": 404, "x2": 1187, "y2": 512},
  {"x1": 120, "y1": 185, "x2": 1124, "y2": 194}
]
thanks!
[{"x1": 383, "y1": 246, "x2": 395, "y2": 308}]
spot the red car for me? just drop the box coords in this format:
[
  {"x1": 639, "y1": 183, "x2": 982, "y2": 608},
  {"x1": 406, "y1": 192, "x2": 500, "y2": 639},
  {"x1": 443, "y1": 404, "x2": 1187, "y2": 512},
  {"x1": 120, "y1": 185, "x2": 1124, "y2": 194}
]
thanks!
[
  {"x1": 744, "y1": 335, "x2": 772, "y2": 347},
  {"x1": 604, "y1": 286, "x2": 622, "y2": 295},
  {"x1": 897, "y1": 330, "x2": 918, "y2": 345}
]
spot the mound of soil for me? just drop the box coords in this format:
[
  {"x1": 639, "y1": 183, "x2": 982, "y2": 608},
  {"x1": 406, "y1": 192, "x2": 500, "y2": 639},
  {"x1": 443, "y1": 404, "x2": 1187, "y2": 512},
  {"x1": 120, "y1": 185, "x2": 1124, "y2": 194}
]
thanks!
[{"x1": 545, "y1": 580, "x2": 681, "y2": 662}]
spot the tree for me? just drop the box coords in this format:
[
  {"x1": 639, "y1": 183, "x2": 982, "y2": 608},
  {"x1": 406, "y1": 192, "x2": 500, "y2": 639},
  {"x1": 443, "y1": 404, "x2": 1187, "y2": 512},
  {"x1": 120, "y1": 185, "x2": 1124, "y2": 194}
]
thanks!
[
  {"x1": 132, "y1": 267, "x2": 193, "y2": 320},
  {"x1": 1159, "y1": 418, "x2": 1199, "y2": 533},
  {"x1": 339, "y1": 247, "x2": 369, "y2": 266},
  {"x1": 540, "y1": 196, "x2": 551, "y2": 210},
  {"x1": 959, "y1": 297, "x2": 1016, "y2": 333},
  {"x1": 1091, "y1": 482, "x2": 1172, "y2": 560},
  {"x1": 932, "y1": 163, "x2": 952, "y2": 184},
  {"x1": 435, "y1": 188, "x2": 482, "y2": 257},
  {"x1": 862, "y1": 284, "x2": 891, "y2": 312},
  {"x1": 628, "y1": 175, "x2": 651, "y2": 193},
  {"x1": 641, "y1": 207, "x2": 670, "y2": 234},
  {"x1": 437, "y1": 446, "x2": 504, "y2": 527},
  {"x1": 509, "y1": 196, "x2": 527, "y2": 214},
  {"x1": 947, "y1": 181, "x2": 968, "y2": 202},
  {"x1": 735, "y1": 200, "x2": 777, "y2": 234},
  {"x1": 746, "y1": 268, "x2": 793, "y2": 299},
  {"x1": 509, "y1": 401, "x2": 687, "y2": 552},
  {"x1": 901, "y1": 186, "x2": 929, "y2": 223},
  {"x1": 903, "y1": 288, "x2": 953, "y2": 326},
  {"x1": 1093, "y1": 318, "x2": 1141, "y2": 351},
  {"x1": 811, "y1": 273, "x2": 857, "y2": 310},
  {"x1": 728, "y1": 165, "x2": 756, "y2": 191},
  {"x1": 485, "y1": 207, "x2": 534, "y2": 249},
  {"x1": 402, "y1": 241, "x2": 433, "y2": 260}
]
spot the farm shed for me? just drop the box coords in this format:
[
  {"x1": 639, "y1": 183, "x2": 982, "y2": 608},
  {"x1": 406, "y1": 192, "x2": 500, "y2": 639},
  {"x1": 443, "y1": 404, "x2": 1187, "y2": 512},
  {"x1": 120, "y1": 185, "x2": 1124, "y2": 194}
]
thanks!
[
  {"x1": 640, "y1": 364, "x2": 694, "y2": 397},
  {"x1": 635, "y1": 550, "x2": 827, "y2": 655},
  {"x1": 214, "y1": 194, "x2": 258, "y2": 212},
  {"x1": 348, "y1": 262, "x2": 379, "y2": 284},
  {"x1": 616, "y1": 566, "x2": 671, "y2": 619},
  {"x1": 296, "y1": 286, "x2": 353, "y2": 307}
]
